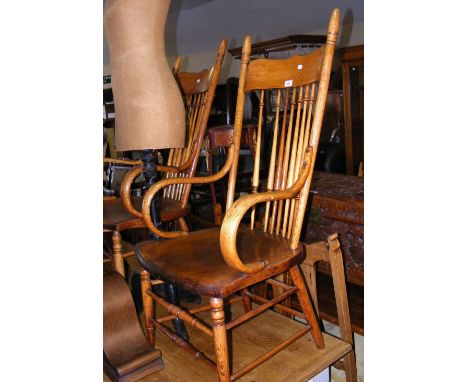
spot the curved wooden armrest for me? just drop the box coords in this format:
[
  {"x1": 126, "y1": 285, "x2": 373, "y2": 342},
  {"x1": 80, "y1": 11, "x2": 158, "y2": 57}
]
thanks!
[
  {"x1": 219, "y1": 147, "x2": 314, "y2": 274},
  {"x1": 103, "y1": 157, "x2": 142, "y2": 166},
  {"x1": 141, "y1": 151, "x2": 234, "y2": 239},
  {"x1": 121, "y1": 166, "x2": 144, "y2": 219},
  {"x1": 155, "y1": 164, "x2": 182, "y2": 174}
]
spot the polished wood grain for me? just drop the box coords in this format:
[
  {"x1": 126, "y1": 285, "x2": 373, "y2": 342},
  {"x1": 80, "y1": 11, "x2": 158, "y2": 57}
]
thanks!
[
  {"x1": 103, "y1": 41, "x2": 227, "y2": 278},
  {"x1": 103, "y1": 272, "x2": 164, "y2": 382},
  {"x1": 136, "y1": 227, "x2": 303, "y2": 297},
  {"x1": 244, "y1": 47, "x2": 324, "y2": 92},
  {"x1": 131, "y1": 39, "x2": 227, "y2": 238},
  {"x1": 137, "y1": 10, "x2": 350, "y2": 382},
  {"x1": 103, "y1": 196, "x2": 189, "y2": 231}
]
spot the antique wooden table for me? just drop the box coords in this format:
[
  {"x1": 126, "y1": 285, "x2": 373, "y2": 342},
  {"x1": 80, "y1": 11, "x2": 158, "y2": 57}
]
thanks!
[
  {"x1": 305, "y1": 171, "x2": 364, "y2": 285},
  {"x1": 303, "y1": 171, "x2": 364, "y2": 334}
]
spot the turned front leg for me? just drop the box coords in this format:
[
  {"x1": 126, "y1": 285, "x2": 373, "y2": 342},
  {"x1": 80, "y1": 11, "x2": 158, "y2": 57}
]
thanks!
[
  {"x1": 210, "y1": 298, "x2": 230, "y2": 382},
  {"x1": 112, "y1": 230, "x2": 125, "y2": 277},
  {"x1": 141, "y1": 269, "x2": 155, "y2": 346}
]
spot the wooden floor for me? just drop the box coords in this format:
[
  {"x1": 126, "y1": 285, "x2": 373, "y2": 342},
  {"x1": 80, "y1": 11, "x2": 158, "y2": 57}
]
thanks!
[{"x1": 103, "y1": 300, "x2": 350, "y2": 382}]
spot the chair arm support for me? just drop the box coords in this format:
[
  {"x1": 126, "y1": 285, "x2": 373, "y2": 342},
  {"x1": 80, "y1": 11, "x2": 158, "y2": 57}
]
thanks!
[
  {"x1": 121, "y1": 166, "x2": 144, "y2": 218},
  {"x1": 155, "y1": 164, "x2": 182, "y2": 174},
  {"x1": 103, "y1": 157, "x2": 142, "y2": 165},
  {"x1": 141, "y1": 151, "x2": 234, "y2": 239},
  {"x1": 219, "y1": 147, "x2": 313, "y2": 274}
]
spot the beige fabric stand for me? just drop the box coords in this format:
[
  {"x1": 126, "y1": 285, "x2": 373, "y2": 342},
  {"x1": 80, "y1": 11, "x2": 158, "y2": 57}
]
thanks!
[{"x1": 104, "y1": 0, "x2": 186, "y2": 151}]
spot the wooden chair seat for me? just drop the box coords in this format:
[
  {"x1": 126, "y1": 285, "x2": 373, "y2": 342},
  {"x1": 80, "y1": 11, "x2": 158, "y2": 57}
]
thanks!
[
  {"x1": 103, "y1": 196, "x2": 189, "y2": 231},
  {"x1": 135, "y1": 227, "x2": 304, "y2": 298}
]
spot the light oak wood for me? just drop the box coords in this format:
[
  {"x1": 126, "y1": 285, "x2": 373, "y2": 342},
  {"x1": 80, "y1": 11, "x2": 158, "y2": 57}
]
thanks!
[
  {"x1": 302, "y1": 234, "x2": 358, "y2": 382},
  {"x1": 112, "y1": 231, "x2": 125, "y2": 277},
  {"x1": 104, "y1": 301, "x2": 351, "y2": 382},
  {"x1": 103, "y1": 41, "x2": 227, "y2": 282},
  {"x1": 136, "y1": 10, "x2": 350, "y2": 382},
  {"x1": 120, "y1": 39, "x2": 227, "y2": 238},
  {"x1": 210, "y1": 298, "x2": 230, "y2": 382}
]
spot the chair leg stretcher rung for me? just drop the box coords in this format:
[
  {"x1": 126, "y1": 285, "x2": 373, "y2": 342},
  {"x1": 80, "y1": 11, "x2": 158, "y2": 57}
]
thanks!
[
  {"x1": 230, "y1": 325, "x2": 311, "y2": 381},
  {"x1": 265, "y1": 277, "x2": 295, "y2": 290},
  {"x1": 153, "y1": 319, "x2": 218, "y2": 371},
  {"x1": 245, "y1": 291, "x2": 305, "y2": 319},
  {"x1": 226, "y1": 287, "x2": 298, "y2": 330},
  {"x1": 148, "y1": 291, "x2": 214, "y2": 337},
  {"x1": 156, "y1": 296, "x2": 242, "y2": 324}
]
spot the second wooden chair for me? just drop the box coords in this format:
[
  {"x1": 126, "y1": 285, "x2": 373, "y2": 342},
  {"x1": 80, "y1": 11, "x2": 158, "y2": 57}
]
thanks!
[{"x1": 103, "y1": 39, "x2": 227, "y2": 277}]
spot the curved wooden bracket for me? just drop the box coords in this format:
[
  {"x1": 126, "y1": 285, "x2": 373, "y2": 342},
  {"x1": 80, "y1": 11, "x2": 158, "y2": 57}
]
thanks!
[
  {"x1": 120, "y1": 166, "x2": 144, "y2": 219},
  {"x1": 141, "y1": 150, "x2": 234, "y2": 238},
  {"x1": 219, "y1": 147, "x2": 313, "y2": 274}
]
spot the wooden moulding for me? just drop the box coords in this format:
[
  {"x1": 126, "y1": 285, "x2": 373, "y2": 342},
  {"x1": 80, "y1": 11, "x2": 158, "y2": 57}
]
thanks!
[
  {"x1": 103, "y1": 272, "x2": 164, "y2": 382},
  {"x1": 228, "y1": 34, "x2": 327, "y2": 58}
]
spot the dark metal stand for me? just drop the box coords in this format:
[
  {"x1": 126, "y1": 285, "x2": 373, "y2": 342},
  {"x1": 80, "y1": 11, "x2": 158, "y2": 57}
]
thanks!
[{"x1": 140, "y1": 149, "x2": 189, "y2": 341}]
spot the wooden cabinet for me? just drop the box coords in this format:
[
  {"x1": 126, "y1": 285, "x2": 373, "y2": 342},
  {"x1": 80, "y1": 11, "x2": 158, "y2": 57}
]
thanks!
[{"x1": 341, "y1": 45, "x2": 364, "y2": 175}]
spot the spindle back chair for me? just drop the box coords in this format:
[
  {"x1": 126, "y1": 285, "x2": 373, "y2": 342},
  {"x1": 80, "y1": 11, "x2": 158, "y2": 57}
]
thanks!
[
  {"x1": 136, "y1": 9, "x2": 356, "y2": 381},
  {"x1": 103, "y1": 40, "x2": 227, "y2": 278},
  {"x1": 120, "y1": 39, "x2": 227, "y2": 237}
]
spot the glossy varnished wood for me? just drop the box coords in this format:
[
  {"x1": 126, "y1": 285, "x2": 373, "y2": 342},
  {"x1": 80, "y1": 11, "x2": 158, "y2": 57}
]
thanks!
[
  {"x1": 244, "y1": 47, "x2": 324, "y2": 92},
  {"x1": 137, "y1": 10, "x2": 350, "y2": 382},
  {"x1": 177, "y1": 69, "x2": 211, "y2": 95},
  {"x1": 103, "y1": 196, "x2": 189, "y2": 231},
  {"x1": 136, "y1": 227, "x2": 304, "y2": 298},
  {"x1": 110, "y1": 40, "x2": 227, "y2": 240},
  {"x1": 103, "y1": 272, "x2": 164, "y2": 382}
]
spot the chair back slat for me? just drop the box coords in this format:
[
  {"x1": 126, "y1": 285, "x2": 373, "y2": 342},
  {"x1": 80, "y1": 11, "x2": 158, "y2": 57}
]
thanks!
[
  {"x1": 218, "y1": 9, "x2": 340, "y2": 275},
  {"x1": 232, "y1": 11, "x2": 338, "y2": 249},
  {"x1": 244, "y1": 47, "x2": 324, "y2": 92},
  {"x1": 161, "y1": 40, "x2": 227, "y2": 206},
  {"x1": 250, "y1": 90, "x2": 265, "y2": 229}
]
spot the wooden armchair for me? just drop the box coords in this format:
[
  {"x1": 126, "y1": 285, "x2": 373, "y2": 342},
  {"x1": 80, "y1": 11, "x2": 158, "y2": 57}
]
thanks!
[
  {"x1": 136, "y1": 9, "x2": 356, "y2": 381},
  {"x1": 103, "y1": 39, "x2": 227, "y2": 277}
]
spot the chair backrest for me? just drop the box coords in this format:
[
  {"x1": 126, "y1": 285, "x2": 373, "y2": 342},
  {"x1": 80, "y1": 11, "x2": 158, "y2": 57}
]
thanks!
[
  {"x1": 223, "y1": 10, "x2": 339, "y2": 252},
  {"x1": 162, "y1": 40, "x2": 227, "y2": 207}
]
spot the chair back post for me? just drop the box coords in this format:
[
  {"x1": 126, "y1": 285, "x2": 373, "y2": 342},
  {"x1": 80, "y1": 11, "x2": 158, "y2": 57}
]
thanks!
[
  {"x1": 172, "y1": 56, "x2": 182, "y2": 74},
  {"x1": 180, "y1": 39, "x2": 227, "y2": 207},
  {"x1": 163, "y1": 39, "x2": 227, "y2": 206},
  {"x1": 219, "y1": 9, "x2": 340, "y2": 274},
  {"x1": 289, "y1": 9, "x2": 340, "y2": 249},
  {"x1": 225, "y1": 36, "x2": 251, "y2": 211}
]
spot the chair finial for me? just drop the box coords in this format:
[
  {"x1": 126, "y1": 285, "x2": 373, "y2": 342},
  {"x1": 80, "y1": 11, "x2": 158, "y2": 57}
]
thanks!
[
  {"x1": 327, "y1": 8, "x2": 340, "y2": 45},
  {"x1": 216, "y1": 38, "x2": 228, "y2": 63},
  {"x1": 241, "y1": 36, "x2": 251, "y2": 63}
]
